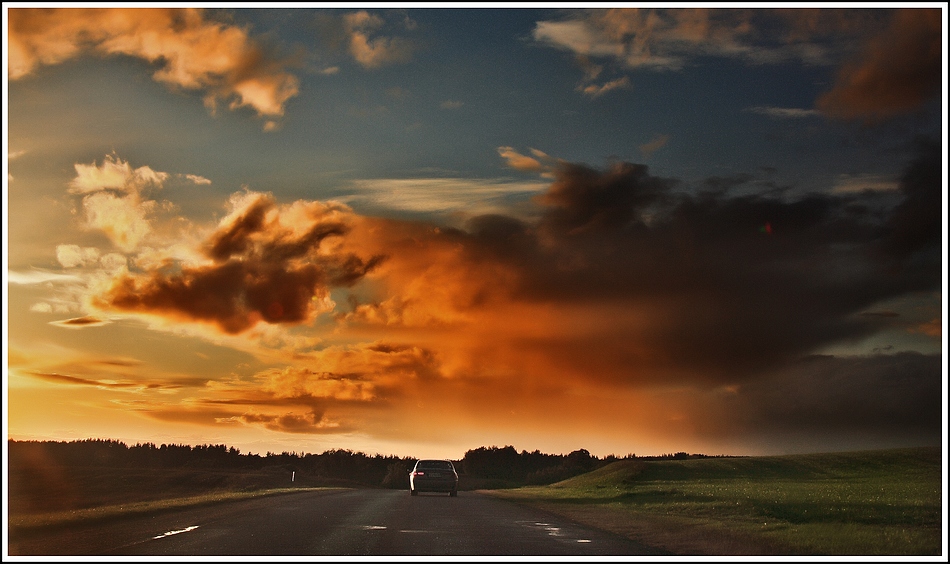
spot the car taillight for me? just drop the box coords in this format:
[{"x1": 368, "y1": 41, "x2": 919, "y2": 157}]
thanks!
[{"x1": 412, "y1": 471, "x2": 424, "y2": 476}]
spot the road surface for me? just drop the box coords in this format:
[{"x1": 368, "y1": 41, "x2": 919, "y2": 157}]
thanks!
[{"x1": 8, "y1": 489, "x2": 671, "y2": 556}]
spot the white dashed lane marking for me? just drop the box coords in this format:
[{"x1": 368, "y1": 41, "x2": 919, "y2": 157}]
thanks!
[{"x1": 153, "y1": 526, "x2": 199, "y2": 540}]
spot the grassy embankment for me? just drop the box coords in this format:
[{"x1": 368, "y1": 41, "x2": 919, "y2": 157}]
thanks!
[
  {"x1": 485, "y1": 446, "x2": 944, "y2": 556},
  {"x1": 7, "y1": 464, "x2": 337, "y2": 530},
  {"x1": 8, "y1": 488, "x2": 331, "y2": 530}
]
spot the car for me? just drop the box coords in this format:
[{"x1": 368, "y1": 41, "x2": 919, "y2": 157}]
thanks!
[{"x1": 409, "y1": 459, "x2": 459, "y2": 497}]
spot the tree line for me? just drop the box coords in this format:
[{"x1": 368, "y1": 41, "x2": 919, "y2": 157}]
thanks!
[{"x1": 7, "y1": 439, "x2": 721, "y2": 489}]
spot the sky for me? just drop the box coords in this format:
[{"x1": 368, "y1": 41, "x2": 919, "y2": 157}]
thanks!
[{"x1": 3, "y1": 4, "x2": 947, "y2": 460}]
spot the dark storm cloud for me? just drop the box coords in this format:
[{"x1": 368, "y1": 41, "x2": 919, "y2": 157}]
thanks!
[
  {"x1": 90, "y1": 140, "x2": 940, "y2": 395},
  {"x1": 97, "y1": 195, "x2": 385, "y2": 334},
  {"x1": 816, "y1": 9, "x2": 942, "y2": 121},
  {"x1": 101, "y1": 261, "x2": 328, "y2": 333},
  {"x1": 884, "y1": 137, "x2": 943, "y2": 257},
  {"x1": 450, "y1": 140, "x2": 942, "y2": 384},
  {"x1": 536, "y1": 161, "x2": 673, "y2": 236},
  {"x1": 206, "y1": 195, "x2": 272, "y2": 260},
  {"x1": 713, "y1": 352, "x2": 943, "y2": 441}
]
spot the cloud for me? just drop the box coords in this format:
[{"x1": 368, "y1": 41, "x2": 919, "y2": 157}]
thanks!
[
  {"x1": 241, "y1": 409, "x2": 342, "y2": 434},
  {"x1": 136, "y1": 388, "x2": 350, "y2": 434},
  {"x1": 50, "y1": 316, "x2": 111, "y2": 329},
  {"x1": 83, "y1": 192, "x2": 156, "y2": 252},
  {"x1": 69, "y1": 154, "x2": 168, "y2": 195},
  {"x1": 533, "y1": 8, "x2": 900, "y2": 70},
  {"x1": 744, "y1": 106, "x2": 822, "y2": 119},
  {"x1": 638, "y1": 134, "x2": 670, "y2": 157},
  {"x1": 342, "y1": 10, "x2": 416, "y2": 69},
  {"x1": 911, "y1": 319, "x2": 941, "y2": 338},
  {"x1": 39, "y1": 143, "x2": 939, "y2": 447},
  {"x1": 700, "y1": 353, "x2": 943, "y2": 445},
  {"x1": 533, "y1": 8, "x2": 940, "y2": 119},
  {"x1": 67, "y1": 155, "x2": 167, "y2": 252},
  {"x1": 356, "y1": 145, "x2": 939, "y2": 388},
  {"x1": 6, "y1": 269, "x2": 84, "y2": 285},
  {"x1": 92, "y1": 190, "x2": 385, "y2": 334},
  {"x1": 184, "y1": 174, "x2": 212, "y2": 185},
  {"x1": 56, "y1": 245, "x2": 101, "y2": 268},
  {"x1": 830, "y1": 173, "x2": 898, "y2": 195},
  {"x1": 63, "y1": 155, "x2": 223, "y2": 254},
  {"x1": 816, "y1": 9, "x2": 942, "y2": 121},
  {"x1": 81, "y1": 143, "x2": 941, "y2": 387},
  {"x1": 27, "y1": 370, "x2": 200, "y2": 392},
  {"x1": 255, "y1": 342, "x2": 442, "y2": 403},
  {"x1": 497, "y1": 147, "x2": 560, "y2": 180},
  {"x1": 498, "y1": 146, "x2": 542, "y2": 172},
  {"x1": 883, "y1": 137, "x2": 943, "y2": 257},
  {"x1": 533, "y1": 9, "x2": 766, "y2": 72},
  {"x1": 577, "y1": 76, "x2": 630, "y2": 98},
  {"x1": 7, "y1": 7, "x2": 300, "y2": 119},
  {"x1": 338, "y1": 176, "x2": 549, "y2": 217},
  {"x1": 440, "y1": 100, "x2": 464, "y2": 110}
]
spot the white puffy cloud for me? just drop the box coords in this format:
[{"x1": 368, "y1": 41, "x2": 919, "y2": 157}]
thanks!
[
  {"x1": 56, "y1": 245, "x2": 101, "y2": 268},
  {"x1": 67, "y1": 155, "x2": 167, "y2": 253},
  {"x1": 69, "y1": 155, "x2": 167, "y2": 195}
]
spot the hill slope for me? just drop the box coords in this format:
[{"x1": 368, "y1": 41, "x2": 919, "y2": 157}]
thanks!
[{"x1": 488, "y1": 447, "x2": 943, "y2": 556}]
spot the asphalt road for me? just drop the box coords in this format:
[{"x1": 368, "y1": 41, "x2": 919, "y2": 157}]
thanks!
[{"x1": 8, "y1": 489, "x2": 671, "y2": 556}]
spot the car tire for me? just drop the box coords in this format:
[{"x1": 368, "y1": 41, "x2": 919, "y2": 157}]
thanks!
[
  {"x1": 450, "y1": 490, "x2": 457, "y2": 497},
  {"x1": 410, "y1": 488, "x2": 418, "y2": 496}
]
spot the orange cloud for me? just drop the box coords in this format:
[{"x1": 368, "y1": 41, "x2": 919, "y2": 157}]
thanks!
[
  {"x1": 911, "y1": 318, "x2": 941, "y2": 338},
  {"x1": 49, "y1": 316, "x2": 110, "y2": 328},
  {"x1": 7, "y1": 7, "x2": 299, "y2": 119},
  {"x1": 93, "y1": 191, "x2": 385, "y2": 334},
  {"x1": 638, "y1": 133, "x2": 670, "y2": 157},
  {"x1": 498, "y1": 146, "x2": 543, "y2": 172},
  {"x1": 343, "y1": 10, "x2": 415, "y2": 69},
  {"x1": 28, "y1": 371, "x2": 203, "y2": 393},
  {"x1": 41, "y1": 142, "x2": 938, "y2": 450},
  {"x1": 816, "y1": 9, "x2": 941, "y2": 121},
  {"x1": 578, "y1": 76, "x2": 630, "y2": 98},
  {"x1": 86, "y1": 143, "x2": 942, "y2": 393}
]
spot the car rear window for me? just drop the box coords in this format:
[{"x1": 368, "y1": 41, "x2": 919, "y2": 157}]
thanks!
[{"x1": 418, "y1": 460, "x2": 454, "y2": 470}]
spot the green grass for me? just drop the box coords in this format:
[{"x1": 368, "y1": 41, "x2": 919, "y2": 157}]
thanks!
[
  {"x1": 8, "y1": 487, "x2": 338, "y2": 530},
  {"x1": 487, "y1": 447, "x2": 943, "y2": 556}
]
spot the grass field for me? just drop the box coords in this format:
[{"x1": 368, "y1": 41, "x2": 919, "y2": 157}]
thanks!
[{"x1": 485, "y1": 446, "x2": 944, "y2": 556}]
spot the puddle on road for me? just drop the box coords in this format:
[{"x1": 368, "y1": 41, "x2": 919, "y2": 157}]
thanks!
[{"x1": 517, "y1": 520, "x2": 594, "y2": 545}]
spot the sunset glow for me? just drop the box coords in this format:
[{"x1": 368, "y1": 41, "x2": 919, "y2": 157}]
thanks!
[{"x1": 4, "y1": 5, "x2": 946, "y2": 460}]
